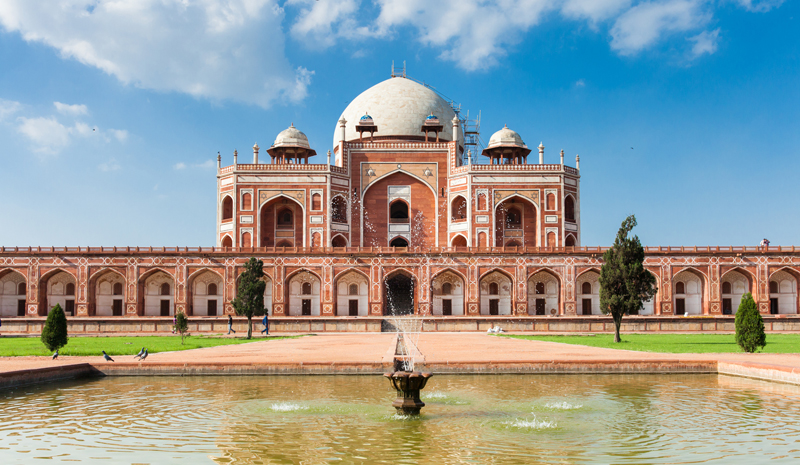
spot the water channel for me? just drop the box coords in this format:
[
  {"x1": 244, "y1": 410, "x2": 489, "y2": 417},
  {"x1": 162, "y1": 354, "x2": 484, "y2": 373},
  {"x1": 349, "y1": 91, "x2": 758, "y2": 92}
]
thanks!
[{"x1": 2, "y1": 374, "x2": 800, "y2": 463}]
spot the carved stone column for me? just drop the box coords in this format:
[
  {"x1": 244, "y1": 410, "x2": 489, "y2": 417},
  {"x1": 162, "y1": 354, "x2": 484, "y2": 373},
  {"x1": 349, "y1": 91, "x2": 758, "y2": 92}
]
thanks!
[{"x1": 369, "y1": 261, "x2": 383, "y2": 316}]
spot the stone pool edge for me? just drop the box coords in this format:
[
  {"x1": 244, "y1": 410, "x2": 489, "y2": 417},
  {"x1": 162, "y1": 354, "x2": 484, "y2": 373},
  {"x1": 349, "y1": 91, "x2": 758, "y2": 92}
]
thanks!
[{"x1": 5, "y1": 359, "x2": 800, "y2": 390}]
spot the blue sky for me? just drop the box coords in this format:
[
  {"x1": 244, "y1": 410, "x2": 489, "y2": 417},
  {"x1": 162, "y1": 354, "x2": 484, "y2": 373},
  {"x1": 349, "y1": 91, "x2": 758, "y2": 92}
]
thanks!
[{"x1": 0, "y1": 0, "x2": 796, "y2": 247}]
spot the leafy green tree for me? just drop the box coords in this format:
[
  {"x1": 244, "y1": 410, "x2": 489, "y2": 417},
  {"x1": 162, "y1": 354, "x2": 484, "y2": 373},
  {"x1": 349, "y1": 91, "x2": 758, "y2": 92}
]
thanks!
[
  {"x1": 735, "y1": 292, "x2": 766, "y2": 353},
  {"x1": 41, "y1": 304, "x2": 69, "y2": 352},
  {"x1": 599, "y1": 215, "x2": 658, "y2": 343},
  {"x1": 231, "y1": 258, "x2": 267, "y2": 339},
  {"x1": 175, "y1": 311, "x2": 189, "y2": 344}
]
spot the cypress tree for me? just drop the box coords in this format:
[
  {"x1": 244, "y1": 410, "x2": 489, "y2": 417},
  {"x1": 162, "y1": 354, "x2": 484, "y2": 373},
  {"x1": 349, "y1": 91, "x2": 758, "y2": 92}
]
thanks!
[
  {"x1": 41, "y1": 303, "x2": 69, "y2": 352},
  {"x1": 175, "y1": 311, "x2": 189, "y2": 344},
  {"x1": 599, "y1": 215, "x2": 658, "y2": 343},
  {"x1": 735, "y1": 292, "x2": 766, "y2": 353},
  {"x1": 231, "y1": 258, "x2": 267, "y2": 339}
]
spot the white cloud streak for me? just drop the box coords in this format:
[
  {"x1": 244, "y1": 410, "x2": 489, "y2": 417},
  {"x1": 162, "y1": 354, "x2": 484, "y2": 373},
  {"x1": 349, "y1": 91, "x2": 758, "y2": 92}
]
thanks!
[
  {"x1": 0, "y1": 0, "x2": 312, "y2": 108},
  {"x1": 54, "y1": 101, "x2": 88, "y2": 116},
  {"x1": 0, "y1": 98, "x2": 22, "y2": 120},
  {"x1": 689, "y1": 28, "x2": 720, "y2": 58},
  {"x1": 610, "y1": 0, "x2": 710, "y2": 56},
  {"x1": 285, "y1": 0, "x2": 775, "y2": 69}
]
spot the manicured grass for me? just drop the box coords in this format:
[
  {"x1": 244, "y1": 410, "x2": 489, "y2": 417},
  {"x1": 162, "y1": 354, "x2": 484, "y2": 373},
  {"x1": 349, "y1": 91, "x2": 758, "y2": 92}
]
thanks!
[
  {"x1": 497, "y1": 333, "x2": 800, "y2": 354},
  {"x1": 0, "y1": 335, "x2": 304, "y2": 357}
]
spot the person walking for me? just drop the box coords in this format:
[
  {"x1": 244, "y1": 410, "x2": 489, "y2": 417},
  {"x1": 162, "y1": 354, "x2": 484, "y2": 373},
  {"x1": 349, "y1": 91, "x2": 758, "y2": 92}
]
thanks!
[
  {"x1": 260, "y1": 312, "x2": 269, "y2": 335},
  {"x1": 171, "y1": 315, "x2": 177, "y2": 334},
  {"x1": 227, "y1": 314, "x2": 236, "y2": 335}
]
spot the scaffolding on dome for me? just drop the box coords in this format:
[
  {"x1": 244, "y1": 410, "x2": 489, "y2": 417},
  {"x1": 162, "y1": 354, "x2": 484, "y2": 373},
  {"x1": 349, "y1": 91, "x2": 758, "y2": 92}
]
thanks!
[{"x1": 391, "y1": 61, "x2": 485, "y2": 165}]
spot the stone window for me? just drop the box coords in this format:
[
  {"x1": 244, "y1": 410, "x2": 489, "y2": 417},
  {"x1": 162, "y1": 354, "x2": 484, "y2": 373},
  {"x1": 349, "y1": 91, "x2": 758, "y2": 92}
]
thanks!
[
  {"x1": 565, "y1": 196, "x2": 575, "y2": 222},
  {"x1": 222, "y1": 196, "x2": 233, "y2": 221},
  {"x1": 302, "y1": 282, "x2": 312, "y2": 295},
  {"x1": 18, "y1": 282, "x2": 26, "y2": 295},
  {"x1": 311, "y1": 193, "x2": 322, "y2": 211},
  {"x1": 66, "y1": 283, "x2": 75, "y2": 296},
  {"x1": 332, "y1": 196, "x2": 347, "y2": 223},
  {"x1": 582, "y1": 282, "x2": 592, "y2": 294},
  {"x1": 208, "y1": 283, "x2": 218, "y2": 295},
  {"x1": 113, "y1": 282, "x2": 123, "y2": 295},
  {"x1": 676, "y1": 282, "x2": 685, "y2": 294},
  {"x1": 489, "y1": 282, "x2": 499, "y2": 295},
  {"x1": 160, "y1": 283, "x2": 171, "y2": 296},
  {"x1": 349, "y1": 284, "x2": 359, "y2": 296},
  {"x1": 390, "y1": 200, "x2": 409, "y2": 223}
]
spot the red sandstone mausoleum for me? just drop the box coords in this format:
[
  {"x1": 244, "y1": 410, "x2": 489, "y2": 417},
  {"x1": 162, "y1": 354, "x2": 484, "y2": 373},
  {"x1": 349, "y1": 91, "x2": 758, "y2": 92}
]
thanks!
[{"x1": 1, "y1": 76, "x2": 798, "y2": 332}]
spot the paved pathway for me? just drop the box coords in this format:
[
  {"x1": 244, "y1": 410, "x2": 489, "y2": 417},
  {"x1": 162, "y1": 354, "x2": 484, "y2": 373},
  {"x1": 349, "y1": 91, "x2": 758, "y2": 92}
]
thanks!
[{"x1": 2, "y1": 332, "x2": 800, "y2": 374}]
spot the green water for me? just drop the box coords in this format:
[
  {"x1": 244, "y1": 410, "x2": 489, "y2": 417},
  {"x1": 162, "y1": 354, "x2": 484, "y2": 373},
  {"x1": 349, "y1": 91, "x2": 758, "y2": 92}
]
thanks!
[{"x1": 1, "y1": 374, "x2": 799, "y2": 463}]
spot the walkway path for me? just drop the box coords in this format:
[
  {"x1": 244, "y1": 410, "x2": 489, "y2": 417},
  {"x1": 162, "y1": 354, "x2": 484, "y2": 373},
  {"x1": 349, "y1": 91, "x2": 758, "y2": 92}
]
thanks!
[{"x1": 2, "y1": 333, "x2": 800, "y2": 386}]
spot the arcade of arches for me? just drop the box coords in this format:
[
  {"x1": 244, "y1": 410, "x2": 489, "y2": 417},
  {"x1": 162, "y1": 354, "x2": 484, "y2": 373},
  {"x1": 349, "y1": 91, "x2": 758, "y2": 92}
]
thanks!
[{"x1": 2, "y1": 254, "x2": 800, "y2": 319}]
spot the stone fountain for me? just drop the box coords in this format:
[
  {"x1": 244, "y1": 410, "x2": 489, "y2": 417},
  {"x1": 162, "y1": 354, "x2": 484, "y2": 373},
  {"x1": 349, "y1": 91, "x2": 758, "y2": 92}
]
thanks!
[
  {"x1": 384, "y1": 370, "x2": 433, "y2": 415},
  {"x1": 384, "y1": 333, "x2": 433, "y2": 415}
]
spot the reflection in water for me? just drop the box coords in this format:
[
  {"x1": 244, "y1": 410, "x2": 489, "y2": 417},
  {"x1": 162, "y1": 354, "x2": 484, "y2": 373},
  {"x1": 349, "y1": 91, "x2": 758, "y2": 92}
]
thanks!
[{"x1": 1, "y1": 374, "x2": 800, "y2": 463}]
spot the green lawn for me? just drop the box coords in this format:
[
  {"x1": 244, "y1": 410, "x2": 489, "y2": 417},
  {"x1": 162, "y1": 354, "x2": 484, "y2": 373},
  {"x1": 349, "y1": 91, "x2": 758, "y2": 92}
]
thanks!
[
  {"x1": 0, "y1": 335, "x2": 304, "y2": 357},
  {"x1": 497, "y1": 333, "x2": 800, "y2": 354}
]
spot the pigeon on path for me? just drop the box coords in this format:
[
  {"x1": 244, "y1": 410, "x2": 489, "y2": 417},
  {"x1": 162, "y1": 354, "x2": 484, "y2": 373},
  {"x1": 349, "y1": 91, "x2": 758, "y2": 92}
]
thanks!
[
  {"x1": 139, "y1": 349, "x2": 148, "y2": 361},
  {"x1": 134, "y1": 347, "x2": 145, "y2": 360},
  {"x1": 52, "y1": 350, "x2": 58, "y2": 360},
  {"x1": 102, "y1": 350, "x2": 114, "y2": 362}
]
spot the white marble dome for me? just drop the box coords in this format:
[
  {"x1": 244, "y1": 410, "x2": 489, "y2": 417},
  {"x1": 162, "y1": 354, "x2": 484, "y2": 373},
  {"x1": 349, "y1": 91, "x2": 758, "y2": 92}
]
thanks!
[
  {"x1": 334, "y1": 77, "x2": 461, "y2": 147},
  {"x1": 273, "y1": 123, "x2": 312, "y2": 150},
  {"x1": 487, "y1": 125, "x2": 527, "y2": 149}
]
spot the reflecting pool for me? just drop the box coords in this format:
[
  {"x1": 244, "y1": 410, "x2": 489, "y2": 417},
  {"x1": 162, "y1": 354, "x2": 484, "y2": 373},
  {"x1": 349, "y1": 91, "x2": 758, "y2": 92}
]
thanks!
[{"x1": 2, "y1": 374, "x2": 800, "y2": 463}]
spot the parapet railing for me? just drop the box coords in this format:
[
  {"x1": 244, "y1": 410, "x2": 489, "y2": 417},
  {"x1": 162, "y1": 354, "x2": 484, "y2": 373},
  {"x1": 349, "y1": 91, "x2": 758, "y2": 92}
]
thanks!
[
  {"x1": 0, "y1": 245, "x2": 795, "y2": 255},
  {"x1": 452, "y1": 164, "x2": 579, "y2": 175}
]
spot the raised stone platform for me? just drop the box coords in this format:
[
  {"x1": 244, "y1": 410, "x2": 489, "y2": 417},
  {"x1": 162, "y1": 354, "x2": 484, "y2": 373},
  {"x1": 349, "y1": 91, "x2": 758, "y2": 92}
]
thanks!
[{"x1": 2, "y1": 315, "x2": 800, "y2": 334}]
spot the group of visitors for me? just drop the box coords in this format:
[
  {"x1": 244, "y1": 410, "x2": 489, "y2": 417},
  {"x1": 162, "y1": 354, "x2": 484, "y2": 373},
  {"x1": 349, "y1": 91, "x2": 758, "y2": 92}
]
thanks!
[{"x1": 226, "y1": 313, "x2": 269, "y2": 336}]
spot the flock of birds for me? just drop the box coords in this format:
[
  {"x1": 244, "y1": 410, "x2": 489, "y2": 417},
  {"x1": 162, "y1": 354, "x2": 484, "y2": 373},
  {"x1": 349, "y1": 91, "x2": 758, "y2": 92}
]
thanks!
[{"x1": 51, "y1": 347, "x2": 149, "y2": 362}]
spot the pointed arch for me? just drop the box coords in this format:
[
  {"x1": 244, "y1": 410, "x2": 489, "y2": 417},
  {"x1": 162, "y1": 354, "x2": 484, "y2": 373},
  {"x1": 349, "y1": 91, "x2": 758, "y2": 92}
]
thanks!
[
  {"x1": 527, "y1": 268, "x2": 561, "y2": 316},
  {"x1": 450, "y1": 234, "x2": 468, "y2": 247},
  {"x1": 335, "y1": 269, "x2": 370, "y2": 316},
  {"x1": 0, "y1": 269, "x2": 27, "y2": 317},
  {"x1": 188, "y1": 268, "x2": 224, "y2": 317},
  {"x1": 331, "y1": 234, "x2": 348, "y2": 247},
  {"x1": 286, "y1": 268, "x2": 321, "y2": 316},
  {"x1": 138, "y1": 267, "x2": 176, "y2": 317},
  {"x1": 383, "y1": 268, "x2": 416, "y2": 316},
  {"x1": 494, "y1": 194, "x2": 538, "y2": 248},
  {"x1": 431, "y1": 268, "x2": 466, "y2": 316},
  {"x1": 450, "y1": 195, "x2": 468, "y2": 222},
  {"x1": 672, "y1": 267, "x2": 706, "y2": 315},
  {"x1": 389, "y1": 236, "x2": 409, "y2": 247},
  {"x1": 88, "y1": 267, "x2": 126, "y2": 317},
  {"x1": 258, "y1": 193, "x2": 306, "y2": 247},
  {"x1": 220, "y1": 234, "x2": 233, "y2": 248},
  {"x1": 479, "y1": 268, "x2": 513, "y2": 315},
  {"x1": 39, "y1": 268, "x2": 78, "y2": 316},
  {"x1": 720, "y1": 267, "x2": 754, "y2": 315},
  {"x1": 221, "y1": 194, "x2": 234, "y2": 221},
  {"x1": 768, "y1": 267, "x2": 800, "y2": 314},
  {"x1": 564, "y1": 194, "x2": 576, "y2": 222}
]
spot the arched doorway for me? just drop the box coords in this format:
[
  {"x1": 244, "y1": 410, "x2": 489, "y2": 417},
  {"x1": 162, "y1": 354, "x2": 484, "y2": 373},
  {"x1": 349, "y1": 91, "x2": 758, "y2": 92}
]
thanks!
[
  {"x1": 336, "y1": 271, "x2": 369, "y2": 316},
  {"x1": 721, "y1": 269, "x2": 751, "y2": 315},
  {"x1": 495, "y1": 196, "x2": 537, "y2": 247},
  {"x1": 527, "y1": 270, "x2": 559, "y2": 315},
  {"x1": 673, "y1": 269, "x2": 704, "y2": 315},
  {"x1": 41, "y1": 270, "x2": 77, "y2": 316},
  {"x1": 390, "y1": 236, "x2": 409, "y2": 247},
  {"x1": 259, "y1": 196, "x2": 305, "y2": 247},
  {"x1": 287, "y1": 271, "x2": 320, "y2": 316},
  {"x1": 0, "y1": 270, "x2": 27, "y2": 317},
  {"x1": 384, "y1": 271, "x2": 414, "y2": 316},
  {"x1": 431, "y1": 271, "x2": 465, "y2": 316},
  {"x1": 480, "y1": 271, "x2": 512, "y2": 315},
  {"x1": 189, "y1": 270, "x2": 224, "y2": 316},
  {"x1": 90, "y1": 269, "x2": 126, "y2": 317}
]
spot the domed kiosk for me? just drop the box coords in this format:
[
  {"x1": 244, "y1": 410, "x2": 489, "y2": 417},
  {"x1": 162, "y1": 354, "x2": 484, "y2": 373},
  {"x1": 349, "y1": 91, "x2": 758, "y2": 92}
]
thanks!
[
  {"x1": 482, "y1": 125, "x2": 531, "y2": 165},
  {"x1": 267, "y1": 124, "x2": 316, "y2": 164},
  {"x1": 334, "y1": 76, "x2": 463, "y2": 147}
]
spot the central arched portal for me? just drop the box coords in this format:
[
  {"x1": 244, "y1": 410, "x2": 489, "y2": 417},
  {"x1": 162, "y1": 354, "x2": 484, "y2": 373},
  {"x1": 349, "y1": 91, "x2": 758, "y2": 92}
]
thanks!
[{"x1": 384, "y1": 271, "x2": 415, "y2": 316}]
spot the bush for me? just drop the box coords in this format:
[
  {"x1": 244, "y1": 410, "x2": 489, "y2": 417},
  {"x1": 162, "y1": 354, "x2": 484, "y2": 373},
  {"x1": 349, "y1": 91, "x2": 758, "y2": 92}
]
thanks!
[
  {"x1": 41, "y1": 304, "x2": 69, "y2": 352},
  {"x1": 735, "y1": 293, "x2": 766, "y2": 353},
  {"x1": 175, "y1": 312, "x2": 189, "y2": 344}
]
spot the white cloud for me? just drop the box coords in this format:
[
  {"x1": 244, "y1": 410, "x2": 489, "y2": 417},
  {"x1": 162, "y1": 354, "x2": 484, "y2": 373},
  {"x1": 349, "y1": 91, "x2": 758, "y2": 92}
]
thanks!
[
  {"x1": 174, "y1": 159, "x2": 216, "y2": 170},
  {"x1": 561, "y1": 0, "x2": 632, "y2": 22},
  {"x1": 689, "y1": 28, "x2": 719, "y2": 57},
  {"x1": 286, "y1": 0, "x2": 764, "y2": 69},
  {"x1": 0, "y1": 0, "x2": 312, "y2": 108},
  {"x1": 0, "y1": 98, "x2": 22, "y2": 120},
  {"x1": 54, "y1": 101, "x2": 88, "y2": 116},
  {"x1": 733, "y1": 0, "x2": 784, "y2": 12},
  {"x1": 575, "y1": 78, "x2": 586, "y2": 87},
  {"x1": 610, "y1": 0, "x2": 710, "y2": 55},
  {"x1": 108, "y1": 129, "x2": 129, "y2": 143},
  {"x1": 16, "y1": 116, "x2": 74, "y2": 155},
  {"x1": 98, "y1": 159, "x2": 121, "y2": 172}
]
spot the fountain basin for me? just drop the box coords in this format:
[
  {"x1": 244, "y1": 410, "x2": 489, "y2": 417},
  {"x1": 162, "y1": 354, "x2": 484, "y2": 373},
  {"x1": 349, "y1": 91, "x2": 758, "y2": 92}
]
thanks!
[{"x1": 384, "y1": 371, "x2": 433, "y2": 415}]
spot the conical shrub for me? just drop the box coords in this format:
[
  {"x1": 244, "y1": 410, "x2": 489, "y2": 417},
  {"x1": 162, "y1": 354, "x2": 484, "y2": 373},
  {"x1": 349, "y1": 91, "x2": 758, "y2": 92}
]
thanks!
[
  {"x1": 41, "y1": 304, "x2": 69, "y2": 352},
  {"x1": 735, "y1": 293, "x2": 766, "y2": 353}
]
